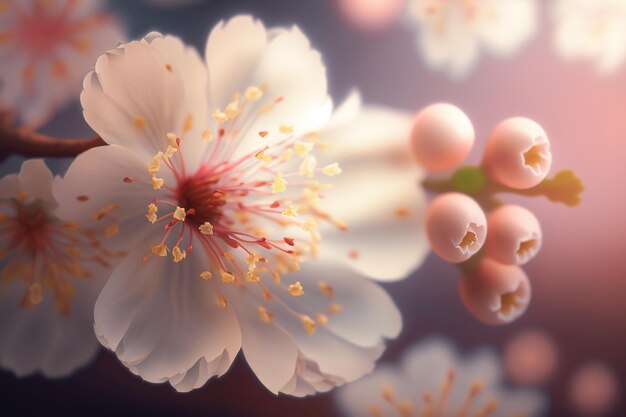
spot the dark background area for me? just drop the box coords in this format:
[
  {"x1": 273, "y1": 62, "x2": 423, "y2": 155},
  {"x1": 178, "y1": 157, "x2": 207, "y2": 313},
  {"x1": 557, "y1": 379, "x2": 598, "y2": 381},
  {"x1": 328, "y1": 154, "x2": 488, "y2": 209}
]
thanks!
[{"x1": 2, "y1": 0, "x2": 625, "y2": 416}]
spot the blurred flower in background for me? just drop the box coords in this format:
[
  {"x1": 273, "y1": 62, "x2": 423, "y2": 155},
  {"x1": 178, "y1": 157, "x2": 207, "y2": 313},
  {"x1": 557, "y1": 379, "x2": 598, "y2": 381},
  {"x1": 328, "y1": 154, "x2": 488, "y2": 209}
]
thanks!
[
  {"x1": 552, "y1": 0, "x2": 626, "y2": 74},
  {"x1": 337, "y1": 337, "x2": 546, "y2": 417},
  {"x1": 54, "y1": 15, "x2": 428, "y2": 396},
  {"x1": 0, "y1": 160, "x2": 123, "y2": 378},
  {"x1": 0, "y1": 0, "x2": 125, "y2": 127},
  {"x1": 404, "y1": 0, "x2": 538, "y2": 78},
  {"x1": 336, "y1": 0, "x2": 405, "y2": 32},
  {"x1": 568, "y1": 362, "x2": 619, "y2": 416},
  {"x1": 504, "y1": 328, "x2": 559, "y2": 386}
]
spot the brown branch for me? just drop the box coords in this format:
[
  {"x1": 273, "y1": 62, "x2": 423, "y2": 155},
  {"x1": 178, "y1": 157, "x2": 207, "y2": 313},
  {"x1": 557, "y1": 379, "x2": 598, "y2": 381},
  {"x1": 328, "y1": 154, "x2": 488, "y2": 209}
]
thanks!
[{"x1": 0, "y1": 109, "x2": 106, "y2": 160}]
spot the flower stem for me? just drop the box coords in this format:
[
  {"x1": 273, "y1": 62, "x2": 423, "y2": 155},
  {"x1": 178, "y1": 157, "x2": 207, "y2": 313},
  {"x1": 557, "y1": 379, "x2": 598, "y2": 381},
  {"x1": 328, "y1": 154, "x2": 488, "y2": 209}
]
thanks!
[{"x1": 0, "y1": 108, "x2": 105, "y2": 160}]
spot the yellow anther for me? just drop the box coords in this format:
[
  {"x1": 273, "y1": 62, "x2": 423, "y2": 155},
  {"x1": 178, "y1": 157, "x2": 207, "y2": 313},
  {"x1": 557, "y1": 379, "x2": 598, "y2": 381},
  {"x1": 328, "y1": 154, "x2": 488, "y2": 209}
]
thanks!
[
  {"x1": 328, "y1": 303, "x2": 343, "y2": 314},
  {"x1": 322, "y1": 162, "x2": 342, "y2": 177},
  {"x1": 151, "y1": 243, "x2": 168, "y2": 257},
  {"x1": 220, "y1": 271, "x2": 235, "y2": 283},
  {"x1": 199, "y1": 221, "x2": 214, "y2": 235},
  {"x1": 257, "y1": 306, "x2": 274, "y2": 323},
  {"x1": 396, "y1": 401, "x2": 414, "y2": 417},
  {"x1": 368, "y1": 406, "x2": 383, "y2": 417},
  {"x1": 173, "y1": 206, "x2": 186, "y2": 221},
  {"x1": 164, "y1": 145, "x2": 177, "y2": 158},
  {"x1": 217, "y1": 296, "x2": 228, "y2": 308},
  {"x1": 200, "y1": 271, "x2": 213, "y2": 280},
  {"x1": 148, "y1": 152, "x2": 163, "y2": 174},
  {"x1": 166, "y1": 132, "x2": 178, "y2": 147},
  {"x1": 151, "y1": 176, "x2": 165, "y2": 190},
  {"x1": 282, "y1": 205, "x2": 299, "y2": 217},
  {"x1": 28, "y1": 283, "x2": 44, "y2": 305},
  {"x1": 318, "y1": 281, "x2": 334, "y2": 299},
  {"x1": 225, "y1": 101, "x2": 240, "y2": 119},
  {"x1": 212, "y1": 109, "x2": 228, "y2": 123},
  {"x1": 245, "y1": 272, "x2": 260, "y2": 283},
  {"x1": 316, "y1": 141, "x2": 332, "y2": 150},
  {"x1": 245, "y1": 86, "x2": 263, "y2": 101},
  {"x1": 301, "y1": 315, "x2": 316, "y2": 335},
  {"x1": 93, "y1": 203, "x2": 119, "y2": 221},
  {"x1": 293, "y1": 142, "x2": 313, "y2": 157},
  {"x1": 316, "y1": 313, "x2": 329, "y2": 325},
  {"x1": 146, "y1": 203, "x2": 158, "y2": 223},
  {"x1": 104, "y1": 224, "x2": 119, "y2": 237},
  {"x1": 246, "y1": 253, "x2": 261, "y2": 265},
  {"x1": 302, "y1": 131, "x2": 319, "y2": 142},
  {"x1": 271, "y1": 173, "x2": 287, "y2": 194},
  {"x1": 299, "y1": 155, "x2": 317, "y2": 178},
  {"x1": 133, "y1": 115, "x2": 146, "y2": 129},
  {"x1": 288, "y1": 281, "x2": 304, "y2": 296},
  {"x1": 271, "y1": 270, "x2": 281, "y2": 284},
  {"x1": 172, "y1": 246, "x2": 186, "y2": 262},
  {"x1": 64, "y1": 246, "x2": 82, "y2": 257},
  {"x1": 280, "y1": 148, "x2": 294, "y2": 161},
  {"x1": 183, "y1": 114, "x2": 193, "y2": 133},
  {"x1": 301, "y1": 218, "x2": 318, "y2": 232},
  {"x1": 279, "y1": 124, "x2": 294, "y2": 134},
  {"x1": 202, "y1": 129, "x2": 214, "y2": 143},
  {"x1": 381, "y1": 385, "x2": 395, "y2": 403}
]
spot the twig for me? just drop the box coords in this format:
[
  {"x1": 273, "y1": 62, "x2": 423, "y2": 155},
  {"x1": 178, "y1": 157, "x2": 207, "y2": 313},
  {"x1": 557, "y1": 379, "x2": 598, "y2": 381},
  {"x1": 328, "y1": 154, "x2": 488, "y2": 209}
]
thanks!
[{"x1": 0, "y1": 109, "x2": 105, "y2": 160}]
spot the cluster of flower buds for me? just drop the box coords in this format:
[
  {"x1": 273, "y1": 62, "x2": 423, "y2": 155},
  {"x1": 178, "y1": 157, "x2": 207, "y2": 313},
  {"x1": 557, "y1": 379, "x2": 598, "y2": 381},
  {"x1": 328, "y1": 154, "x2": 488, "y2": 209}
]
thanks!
[{"x1": 412, "y1": 103, "x2": 583, "y2": 325}]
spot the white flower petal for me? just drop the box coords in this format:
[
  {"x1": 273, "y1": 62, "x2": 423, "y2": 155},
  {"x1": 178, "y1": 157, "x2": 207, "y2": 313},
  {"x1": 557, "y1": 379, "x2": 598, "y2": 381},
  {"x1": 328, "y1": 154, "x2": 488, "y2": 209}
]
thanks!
[
  {"x1": 94, "y1": 244, "x2": 241, "y2": 389},
  {"x1": 337, "y1": 365, "x2": 409, "y2": 417},
  {"x1": 0, "y1": 174, "x2": 19, "y2": 198},
  {"x1": 227, "y1": 290, "x2": 299, "y2": 394},
  {"x1": 82, "y1": 33, "x2": 208, "y2": 160},
  {"x1": 477, "y1": 0, "x2": 537, "y2": 56},
  {"x1": 225, "y1": 22, "x2": 331, "y2": 159},
  {"x1": 205, "y1": 15, "x2": 268, "y2": 110},
  {"x1": 0, "y1": 274, "x2": 103, "y2": 378},
  {"x1": 53, "y1": 145, "x2": 164, "y2": 224},
  {"x1": 18, "y1": 159, "x2": 54, "y2": 203},
  {"x1": 319, "y1": 107, "x2": 428, "y2": 281},
  {"x1": 276, "y1": 258, "x2": 402, "y2": 347},
  {"x1": 229, "y1": 257, "x2": 398, "y2": 396}
]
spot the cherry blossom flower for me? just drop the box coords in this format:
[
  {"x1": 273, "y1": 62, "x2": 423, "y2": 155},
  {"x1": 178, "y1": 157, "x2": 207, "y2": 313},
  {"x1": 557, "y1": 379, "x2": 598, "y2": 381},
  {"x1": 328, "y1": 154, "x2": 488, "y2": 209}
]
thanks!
[
  {"x1": 0, "y1": 0, "x2": 125, "y2": 127},
  {"x1": 552, "y1": 0, "x2": 626, "y2": 74},
  {"x1": 337, "y1": 337, "x2": 546, "y2": 417},
  {"x1": 0, "y1": 159, "x2": 123, "y2": 377},
  {"x1": 405, "y1": 0, "x2": 538, "y2": 78},
  {"x1": 54, "y1": 16, "x2": 427, "y2": 395}
]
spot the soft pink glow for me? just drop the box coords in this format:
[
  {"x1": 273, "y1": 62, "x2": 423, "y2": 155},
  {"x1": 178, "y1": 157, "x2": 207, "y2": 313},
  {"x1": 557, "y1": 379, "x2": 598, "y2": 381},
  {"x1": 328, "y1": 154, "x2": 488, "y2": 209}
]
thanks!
[
  {"x1": 568, "y1": 362, "x2": 619, "y2": 416},
  {"x1": 504, "y1": 328, "x2": 558, "y2": 385},
  {"x1": 337, "y1": 0, "x2": 405, "y2": 31}
]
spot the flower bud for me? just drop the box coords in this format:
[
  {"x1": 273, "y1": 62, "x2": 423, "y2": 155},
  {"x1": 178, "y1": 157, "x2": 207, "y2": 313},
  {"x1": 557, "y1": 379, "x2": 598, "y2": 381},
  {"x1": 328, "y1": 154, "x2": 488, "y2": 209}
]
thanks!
[
  {"x1": 411, "y1": 103, "x2": 475, "y2": 172},
  {"x1": 486, "y1": 205, "x2": 542, "y2": 265},
  {"x1": 484, "y1": 117, "x2": 552, "y2": 189},
  {"x1": 459, "y1": 257, "x2": 531, "y2": 325},
  {"x1": 426, "y1": 193, "x2": 486, "y2": 263}
]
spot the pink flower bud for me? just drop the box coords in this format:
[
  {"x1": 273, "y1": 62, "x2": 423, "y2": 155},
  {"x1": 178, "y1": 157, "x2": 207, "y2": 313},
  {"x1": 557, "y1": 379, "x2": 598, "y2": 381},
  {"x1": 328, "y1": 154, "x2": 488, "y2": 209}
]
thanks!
[
  {"x1": 484, "y1": 117, "x2": 552, "y2": 189},
  {"x1": 459, "y1": 257, "x2": 531, "y2": 325},
  {"x1": 411, "y1": 103, "x2": 475, "y2": 172},
  {"x1": 426, "y1": 193, "x2": 486, "y2": 263},
  {"x1": 486, "y1": 204, "x2": 542, "y2": 265}
]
